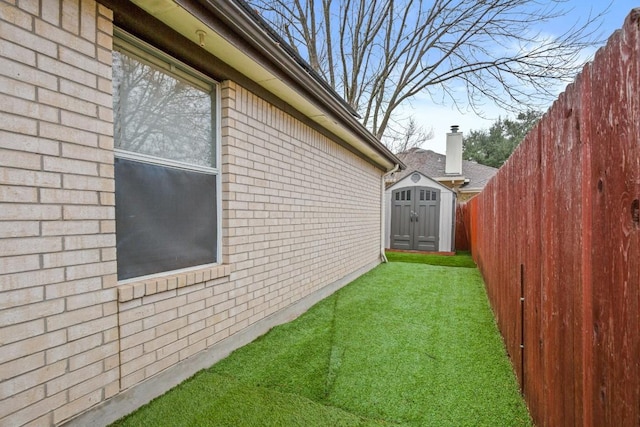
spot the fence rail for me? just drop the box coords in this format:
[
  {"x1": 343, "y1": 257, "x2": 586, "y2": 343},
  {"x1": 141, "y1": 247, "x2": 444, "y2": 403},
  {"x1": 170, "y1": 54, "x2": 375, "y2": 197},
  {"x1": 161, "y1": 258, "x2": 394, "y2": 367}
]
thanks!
[{"x1": 457, "y1": 9, "x2": 640, "y2": 426}]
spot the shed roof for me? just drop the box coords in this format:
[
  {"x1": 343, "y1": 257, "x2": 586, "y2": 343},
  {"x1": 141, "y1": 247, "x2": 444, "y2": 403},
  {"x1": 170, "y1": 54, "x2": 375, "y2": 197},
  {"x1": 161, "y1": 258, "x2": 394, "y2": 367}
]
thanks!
[{"x1": 386, "y1": 170, "x2": 455, "y2": 194}]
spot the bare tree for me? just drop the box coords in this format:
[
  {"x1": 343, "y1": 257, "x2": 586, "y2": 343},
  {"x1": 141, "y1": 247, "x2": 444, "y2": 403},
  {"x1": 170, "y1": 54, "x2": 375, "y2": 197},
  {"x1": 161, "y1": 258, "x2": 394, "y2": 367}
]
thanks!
[
  {"x1": 113, "y1": 51, "x2": 214, "y2": 167},
  {"x1": 384, "y1": 117, "x2": 434, "y2": 154},
  {"x1": 250, "y1": 0, "x2": 607, "y2": 141}
]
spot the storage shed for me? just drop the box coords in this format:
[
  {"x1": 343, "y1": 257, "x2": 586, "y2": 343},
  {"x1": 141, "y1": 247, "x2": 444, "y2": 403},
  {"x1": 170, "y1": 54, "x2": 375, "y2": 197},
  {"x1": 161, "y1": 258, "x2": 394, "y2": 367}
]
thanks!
[{"x1": 385, "y1": 171, "x2": 456, "y2": 252}]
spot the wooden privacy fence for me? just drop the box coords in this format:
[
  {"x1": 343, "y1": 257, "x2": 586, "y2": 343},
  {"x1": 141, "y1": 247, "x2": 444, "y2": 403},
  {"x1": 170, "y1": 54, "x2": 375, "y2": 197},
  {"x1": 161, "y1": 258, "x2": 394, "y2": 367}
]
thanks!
[{"x1": 457, "y1": 10, "x2": 640, "y2": 427}]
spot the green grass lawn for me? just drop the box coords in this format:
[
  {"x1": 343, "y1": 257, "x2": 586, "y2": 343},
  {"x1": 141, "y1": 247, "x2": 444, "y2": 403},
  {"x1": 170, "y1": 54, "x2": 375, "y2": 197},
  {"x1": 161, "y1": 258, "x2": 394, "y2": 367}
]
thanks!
[
  {"x1": 384, "y1": 250, "x2": 477, "y2": 268},
  {"x1": 111, "y1": 254, "x2": 531, "y2": 427}
]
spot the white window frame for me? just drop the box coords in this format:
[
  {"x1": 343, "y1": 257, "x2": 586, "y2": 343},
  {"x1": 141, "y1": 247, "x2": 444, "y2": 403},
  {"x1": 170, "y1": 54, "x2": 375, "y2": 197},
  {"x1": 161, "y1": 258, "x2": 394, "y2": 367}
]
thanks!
[{"x1": 113, "y1": 28, "x2": 223, "y2": 282}]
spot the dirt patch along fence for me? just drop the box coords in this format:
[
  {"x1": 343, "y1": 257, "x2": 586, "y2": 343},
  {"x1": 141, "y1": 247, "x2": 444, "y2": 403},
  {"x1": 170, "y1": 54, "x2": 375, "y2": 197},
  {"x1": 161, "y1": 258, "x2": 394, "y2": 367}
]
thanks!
[{"x1": 457, "y1": 9, "x2": 640, "y2": 427}]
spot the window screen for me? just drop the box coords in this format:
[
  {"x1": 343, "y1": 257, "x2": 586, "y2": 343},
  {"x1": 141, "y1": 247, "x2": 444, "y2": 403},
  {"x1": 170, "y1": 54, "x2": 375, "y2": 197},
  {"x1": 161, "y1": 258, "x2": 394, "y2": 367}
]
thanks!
[{"x1": 115, "y1": 158, "x2": 217, "y2": 280}]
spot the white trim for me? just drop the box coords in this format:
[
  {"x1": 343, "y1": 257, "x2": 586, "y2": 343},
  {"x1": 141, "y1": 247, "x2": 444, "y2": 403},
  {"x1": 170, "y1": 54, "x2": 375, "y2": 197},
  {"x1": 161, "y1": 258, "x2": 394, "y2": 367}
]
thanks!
[
  {"x1": 381, "y1": 164, "x2": 400, "y2": 263},
  {"x1": 388, "y1": 170, "x2": 455, "y2": 194},
  {"x1": 115, "y1": 149, "x2": 219, "y2": 175},
  {"x1": 214, "y1": 79, "x2": 223, "y2": 264}
]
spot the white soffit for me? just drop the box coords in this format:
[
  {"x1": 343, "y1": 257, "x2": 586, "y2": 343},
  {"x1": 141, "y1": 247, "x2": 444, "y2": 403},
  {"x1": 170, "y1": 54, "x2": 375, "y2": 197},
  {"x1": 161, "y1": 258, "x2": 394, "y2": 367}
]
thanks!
[{"x1": 131, "y1": 0, "x2": 392, "y2": 170}]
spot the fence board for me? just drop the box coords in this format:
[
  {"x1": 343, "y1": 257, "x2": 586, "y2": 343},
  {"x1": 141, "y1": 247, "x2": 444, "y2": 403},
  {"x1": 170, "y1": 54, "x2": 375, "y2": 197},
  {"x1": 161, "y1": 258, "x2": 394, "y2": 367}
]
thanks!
[{"x1": 521, "y1": 124, "x2": 545, "y2": 424}]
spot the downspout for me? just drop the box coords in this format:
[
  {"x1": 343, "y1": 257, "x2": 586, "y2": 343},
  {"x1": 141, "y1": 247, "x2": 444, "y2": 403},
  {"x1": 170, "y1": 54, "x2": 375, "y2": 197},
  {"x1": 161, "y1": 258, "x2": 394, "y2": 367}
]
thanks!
[{"x1": 381, "y1": 164, "x2": 400, "y2": 263}]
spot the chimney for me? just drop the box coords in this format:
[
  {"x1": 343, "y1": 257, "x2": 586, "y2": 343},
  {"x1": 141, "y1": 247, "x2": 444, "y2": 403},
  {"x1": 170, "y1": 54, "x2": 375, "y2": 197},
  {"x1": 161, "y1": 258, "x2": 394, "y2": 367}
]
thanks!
[{"x1": 445, "y1": 125, "x2": 463, "y2": 175}]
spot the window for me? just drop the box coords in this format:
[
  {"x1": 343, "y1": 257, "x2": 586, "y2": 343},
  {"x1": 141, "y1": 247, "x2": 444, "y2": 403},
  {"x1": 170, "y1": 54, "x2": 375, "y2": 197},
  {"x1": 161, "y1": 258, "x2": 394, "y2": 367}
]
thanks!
[{"x1": 112, "y1": 31, "x2": 220, "y2": 281}]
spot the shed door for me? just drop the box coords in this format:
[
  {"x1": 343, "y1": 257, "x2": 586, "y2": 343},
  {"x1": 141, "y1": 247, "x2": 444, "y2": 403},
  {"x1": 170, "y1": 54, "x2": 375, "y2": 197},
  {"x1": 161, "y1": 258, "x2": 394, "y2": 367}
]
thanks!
[
  {"x1": 414, "y1": 188, "x2": 440, "y2": 251},
  {"x1": 390, "y1": 188, "x2": 413, "y2": 250},
  {"x1": 390, "y1": 187, "x2": 440, "y2": 251}
]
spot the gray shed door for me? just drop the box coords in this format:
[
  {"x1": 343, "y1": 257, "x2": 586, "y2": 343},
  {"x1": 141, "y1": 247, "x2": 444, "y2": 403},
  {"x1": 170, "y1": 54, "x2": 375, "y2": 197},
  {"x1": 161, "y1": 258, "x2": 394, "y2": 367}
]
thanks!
[{"x1": 390, "y1": 187, "x2": 440, "y2": 251}]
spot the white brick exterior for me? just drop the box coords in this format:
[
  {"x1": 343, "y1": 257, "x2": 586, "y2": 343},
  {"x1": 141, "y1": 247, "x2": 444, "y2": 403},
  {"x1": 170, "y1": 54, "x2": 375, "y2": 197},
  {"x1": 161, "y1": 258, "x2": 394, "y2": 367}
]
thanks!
[
  {"x1": 0, "y1": 1, "x2": 118, "y2": 425},
  {"x1": 0, "y1": 1, "x2": 388, "y2": 425}
]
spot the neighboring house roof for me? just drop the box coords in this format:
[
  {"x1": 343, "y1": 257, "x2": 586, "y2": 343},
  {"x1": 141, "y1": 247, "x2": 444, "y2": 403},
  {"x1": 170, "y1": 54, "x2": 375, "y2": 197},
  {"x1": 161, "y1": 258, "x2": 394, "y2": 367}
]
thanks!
[
  {"x1": 393, "y1": 147, "x2": 498, "y2": 191},
  {"x1": 117, "y1": 0, "x2": 403, "y2": 171}
]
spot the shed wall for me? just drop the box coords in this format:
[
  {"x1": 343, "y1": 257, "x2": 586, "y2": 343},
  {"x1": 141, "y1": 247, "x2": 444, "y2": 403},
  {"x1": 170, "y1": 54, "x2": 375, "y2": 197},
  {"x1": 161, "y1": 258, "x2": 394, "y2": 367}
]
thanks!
[
  {"x1": 0, "y1": 1, "x2": 385, "y2": 425},
  {"x1": 384, "y1": 174, "x2": 455, "y2": 251}
]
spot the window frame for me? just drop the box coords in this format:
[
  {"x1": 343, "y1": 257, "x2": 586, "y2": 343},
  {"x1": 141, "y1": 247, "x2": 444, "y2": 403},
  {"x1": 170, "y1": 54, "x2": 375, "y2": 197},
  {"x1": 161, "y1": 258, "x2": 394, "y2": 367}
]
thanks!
[{"x1": 113, "y1": 28, "x2": 223, "y2": 283}]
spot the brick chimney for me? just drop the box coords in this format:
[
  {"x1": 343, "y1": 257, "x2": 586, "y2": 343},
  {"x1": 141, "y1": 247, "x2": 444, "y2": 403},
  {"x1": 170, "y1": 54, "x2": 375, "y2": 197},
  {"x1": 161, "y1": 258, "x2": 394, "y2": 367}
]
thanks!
[{"x1": 445, "y1": 125, "x2": 463, "y2": 175}]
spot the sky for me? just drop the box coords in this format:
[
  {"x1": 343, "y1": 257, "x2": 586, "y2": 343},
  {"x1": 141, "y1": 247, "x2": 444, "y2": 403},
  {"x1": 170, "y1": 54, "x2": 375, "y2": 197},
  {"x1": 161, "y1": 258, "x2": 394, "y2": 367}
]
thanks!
[{"x1": 410, "y1": 0, "x2": 639, "y2": 154}]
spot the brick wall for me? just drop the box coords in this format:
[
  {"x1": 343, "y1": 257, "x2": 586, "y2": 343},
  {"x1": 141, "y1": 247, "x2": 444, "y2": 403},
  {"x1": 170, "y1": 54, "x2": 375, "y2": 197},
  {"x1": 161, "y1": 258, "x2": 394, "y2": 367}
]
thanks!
[
  {"x1": 116, "y1": 265, "x2": 232, "y2": 390},
  {"x1": 1, "y1": 1, "x2": 385, "y2": 425},
  {"x1": 114, "y1": 81, "x2": 384, "y2": 395},
  {"x1": 221, "y1": 81, "x2": 383, "y2": 321},
  {"x1": 0, "y1": 1, "x2": 118, "y2": 425}
]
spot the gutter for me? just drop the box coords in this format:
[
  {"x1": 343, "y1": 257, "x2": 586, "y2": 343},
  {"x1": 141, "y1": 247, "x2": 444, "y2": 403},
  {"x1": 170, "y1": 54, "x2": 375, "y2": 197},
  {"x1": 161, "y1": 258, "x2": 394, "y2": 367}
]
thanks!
[{"x1": 380, "y1": 164, "x2": 400, "y2": 263}]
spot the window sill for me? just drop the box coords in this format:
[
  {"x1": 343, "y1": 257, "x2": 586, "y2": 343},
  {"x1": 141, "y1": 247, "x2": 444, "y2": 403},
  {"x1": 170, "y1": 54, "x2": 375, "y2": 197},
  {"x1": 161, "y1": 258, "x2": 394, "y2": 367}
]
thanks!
[{"x1": 117, "y1": 264, "x2": 231, "y2": 303}]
